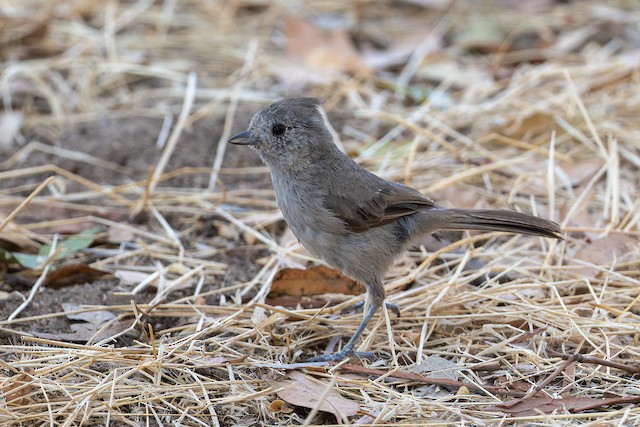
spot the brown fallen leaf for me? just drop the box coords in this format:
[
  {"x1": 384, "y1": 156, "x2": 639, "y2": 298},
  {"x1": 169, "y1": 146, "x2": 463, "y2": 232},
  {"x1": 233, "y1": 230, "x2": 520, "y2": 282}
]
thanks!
[
  {"x1": 268, "y1": 371, "x2": 359, "y2": 423},
  {"x1": 573, "y1": 234, "x2": 638, "y2": 277},
  {"x1": 487, "y1": 395, "x2": 640, "y2": 416},
  {"x1": 2, "y1": 371, "x2": 34, "y2": 406},
  {"x1": 269, "y1": 265, "x2": 362, "y2": 297},
  {"x1": 284, "y1": 18, "x2": 367, "y2": 76},
  {"x1": 43, "y1": 264, "x2": 111, "y2": 288},
  {"x1": 269, "y1": 399, "x2": 294, "y2": 414}
]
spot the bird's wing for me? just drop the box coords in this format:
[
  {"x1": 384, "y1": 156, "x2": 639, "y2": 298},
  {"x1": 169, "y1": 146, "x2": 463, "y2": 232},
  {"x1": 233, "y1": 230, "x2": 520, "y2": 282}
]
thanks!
[{"x1": 325, "y1": 182, "x2": 436, "y2": 233}]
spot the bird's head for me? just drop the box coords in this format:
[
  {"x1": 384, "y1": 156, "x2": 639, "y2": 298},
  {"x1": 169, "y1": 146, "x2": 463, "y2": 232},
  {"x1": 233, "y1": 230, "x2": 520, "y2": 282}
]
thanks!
[{"x1": 228, "y1": 98, "x2": 334, "y2": 168}]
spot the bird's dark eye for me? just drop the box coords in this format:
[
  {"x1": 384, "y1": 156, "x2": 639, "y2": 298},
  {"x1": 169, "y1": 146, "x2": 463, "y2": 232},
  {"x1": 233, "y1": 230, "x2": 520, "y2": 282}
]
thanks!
[{"x1": 271, "y1": 124, "x2": 286, "y2": 136}]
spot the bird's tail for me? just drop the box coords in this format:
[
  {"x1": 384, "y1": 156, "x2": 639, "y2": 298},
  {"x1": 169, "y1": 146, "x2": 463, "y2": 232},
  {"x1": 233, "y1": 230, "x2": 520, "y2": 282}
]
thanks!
[{"x1": 433, "y1": 208, "x2": 563, "y2": 239}]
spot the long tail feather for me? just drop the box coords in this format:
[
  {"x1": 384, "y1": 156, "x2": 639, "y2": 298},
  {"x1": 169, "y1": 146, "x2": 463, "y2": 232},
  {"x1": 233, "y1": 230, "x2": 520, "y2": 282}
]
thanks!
[{"x1": 438, "y1": 209, "x2": 563, "y2": 239}]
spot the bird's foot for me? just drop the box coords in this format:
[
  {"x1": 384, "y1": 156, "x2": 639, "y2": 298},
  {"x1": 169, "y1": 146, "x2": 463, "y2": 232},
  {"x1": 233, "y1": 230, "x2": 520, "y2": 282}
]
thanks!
[{"x1": 342, "y1": 301, "x2": 400, "y2": 318}]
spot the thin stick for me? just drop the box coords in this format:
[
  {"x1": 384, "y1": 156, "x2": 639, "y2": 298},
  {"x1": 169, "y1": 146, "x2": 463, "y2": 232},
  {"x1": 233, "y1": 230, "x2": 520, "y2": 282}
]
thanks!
[
  {"x1": 549, "y1": 351, "x2": 640, "y2": 375},
  {"x1": 0, "y1": 176, "x2": 55, "y2": 232}
]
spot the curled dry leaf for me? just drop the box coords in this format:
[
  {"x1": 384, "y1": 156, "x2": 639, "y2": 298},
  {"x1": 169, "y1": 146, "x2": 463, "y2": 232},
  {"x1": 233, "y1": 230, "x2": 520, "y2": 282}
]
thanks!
[
  {"x1": 43, "y1": 264, "x2": 111, "y2": 288},
  {"x1": 269, "y1": 265, "x2": 362, "y2": 297},
  {"x1": 268, "y1": 370, "x2": 359, "y2": 423},
  {"x1": 269, "y1": 399, "x2": 294, "y2": 414}
]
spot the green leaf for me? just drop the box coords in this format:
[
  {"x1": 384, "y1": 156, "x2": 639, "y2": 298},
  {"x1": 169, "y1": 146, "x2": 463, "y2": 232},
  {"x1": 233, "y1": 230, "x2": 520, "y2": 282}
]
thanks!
[
  {"x1": 12, "y1": 253, "x2": 46, "y2": 269},
  {"x1": 13, "y1": 226, "x2": 102, "y2": 269}
]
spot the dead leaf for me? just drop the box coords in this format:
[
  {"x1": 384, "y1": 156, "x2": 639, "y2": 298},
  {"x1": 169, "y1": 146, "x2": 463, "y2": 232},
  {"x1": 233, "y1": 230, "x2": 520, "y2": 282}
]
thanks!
[
  {"x1": 487, "y1": 395, "x2": 640, "y2": 416},
  {"x1": 31, "y1": 303, "x2": 128, "y2": 342},
  {"x1": 269, "y1": 265, "x2": 362, "y2": 297},
  {"x1": 269, "y1": 399, "x2": 294, "y2": 414},
  {"x1": 269, "y1": 371, "x2": 359, "y2": 423},
  {"x1": 573, "y1": 234, "x2": 639, "y2": 278},
  {"x1": 2, "y1": 371, "x2": 34, "y2": 406},
  {"x1": 284, "y1": 18, "x2": 367, "y2": 75},
  {"x1": 43, "y1": 264, "x2": 111, "y2": 288},
  {"x1": 412, "y1": 356, "x2": 461, "y2": 399},
  {"x1": 414, "y1": 356, "x2": 461, "y2": 381}
]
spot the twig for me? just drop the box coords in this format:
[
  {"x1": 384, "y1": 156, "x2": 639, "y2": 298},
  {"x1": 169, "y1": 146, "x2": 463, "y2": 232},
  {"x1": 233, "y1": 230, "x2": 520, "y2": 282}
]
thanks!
[{"x1": 549, "y1": 351, "x2": 640, "y2": 375}]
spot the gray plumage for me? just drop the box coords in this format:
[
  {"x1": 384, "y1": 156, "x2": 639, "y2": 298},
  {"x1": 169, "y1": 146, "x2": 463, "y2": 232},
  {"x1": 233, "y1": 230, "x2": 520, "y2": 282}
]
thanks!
[{"x1": 229, "y1": 97, "x2": 562, "y2": 362}]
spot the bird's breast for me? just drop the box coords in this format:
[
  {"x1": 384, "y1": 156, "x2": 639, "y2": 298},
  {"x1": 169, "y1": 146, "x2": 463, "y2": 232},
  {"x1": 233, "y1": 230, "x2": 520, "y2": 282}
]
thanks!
[{"x1": 271, "y1": 176, "x2": 344, "y2": 250}]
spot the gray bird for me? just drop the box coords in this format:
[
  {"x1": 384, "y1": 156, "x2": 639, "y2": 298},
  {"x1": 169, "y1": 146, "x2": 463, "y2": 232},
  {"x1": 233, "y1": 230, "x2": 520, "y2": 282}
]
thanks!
[{"x1": 228, "y1": 98, "x2": 562, "y2": 362}]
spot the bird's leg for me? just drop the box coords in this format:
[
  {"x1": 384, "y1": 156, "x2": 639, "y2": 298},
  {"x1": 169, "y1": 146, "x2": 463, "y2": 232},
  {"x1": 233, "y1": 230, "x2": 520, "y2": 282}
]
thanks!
[
  {"x1": 307, "y1": 299, "x2": 381, "y2": 362},
  {"x1": 342, "y1": 300, "x2": 400, "y2": 318}
]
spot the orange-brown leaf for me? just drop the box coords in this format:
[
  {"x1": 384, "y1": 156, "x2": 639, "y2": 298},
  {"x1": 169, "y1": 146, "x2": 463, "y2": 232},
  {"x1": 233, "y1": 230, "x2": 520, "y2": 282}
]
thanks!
[
  {"x1": 43, "y1": 264, "x2": 111, "y2": 289},
  {"x1": 270, "y1": 265, "x2": 362, "y2": 297}
]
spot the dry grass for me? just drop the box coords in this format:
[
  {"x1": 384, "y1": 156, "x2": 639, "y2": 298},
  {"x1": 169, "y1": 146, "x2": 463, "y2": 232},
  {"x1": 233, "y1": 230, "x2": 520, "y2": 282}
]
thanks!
[{"x1": 1, "y1": 0, "x2": 640, "y2": 425}]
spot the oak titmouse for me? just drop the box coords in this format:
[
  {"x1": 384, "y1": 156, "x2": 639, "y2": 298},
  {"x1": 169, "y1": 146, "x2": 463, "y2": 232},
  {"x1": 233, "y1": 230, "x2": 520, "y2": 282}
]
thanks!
[{"x1": 229, "y1": 98, "x2": 562, "y2": 362}]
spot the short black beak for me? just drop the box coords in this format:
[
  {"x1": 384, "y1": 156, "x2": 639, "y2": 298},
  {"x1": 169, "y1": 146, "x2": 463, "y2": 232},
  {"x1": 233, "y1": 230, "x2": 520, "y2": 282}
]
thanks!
[{"x1": 228, "y1": 130, "x2": 255, "y2": 145}]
